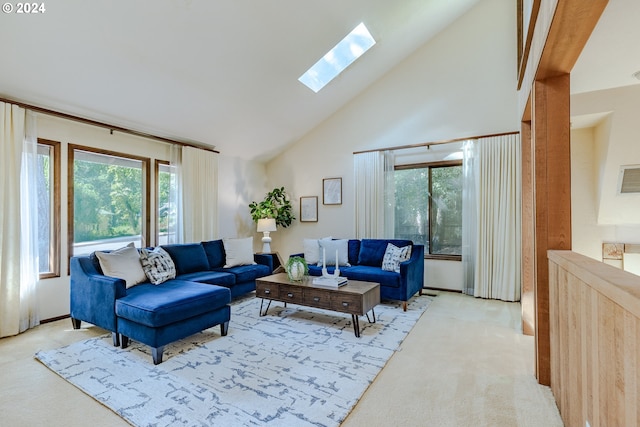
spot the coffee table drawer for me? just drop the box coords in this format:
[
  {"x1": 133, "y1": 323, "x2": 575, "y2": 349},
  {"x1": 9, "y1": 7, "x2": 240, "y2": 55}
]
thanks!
[
  {"x1": 256, "y1": 283, "x2": 279, "y2": 299},
  {"x1": 303, "y1": 288, "x2": 332, "y2": 309},
  {"x1": 279, "y1": 285, "x2": 303, "y2": 304},
  {"x1": 331, "y1": 293, "x2": 362, "y2": 314}
]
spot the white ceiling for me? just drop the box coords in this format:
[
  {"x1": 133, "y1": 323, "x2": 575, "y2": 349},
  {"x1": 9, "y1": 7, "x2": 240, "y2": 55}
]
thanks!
[
  {"x1": 571, "y1": 0, "x2": 640, "y2": 95},
  {"x1": 0, "y1": 0, "x2": 634, "y2": 160}
]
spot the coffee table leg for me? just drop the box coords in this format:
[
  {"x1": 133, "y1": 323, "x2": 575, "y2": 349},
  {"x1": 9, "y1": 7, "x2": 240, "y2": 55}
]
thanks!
[
  {"x1": 259, "y1": 299, "x2": 272, "y2": 316},
  {"x1": 365, "y1": 307, "x2": 376, "y2": 324},
  {"x1": 352, "y1": 314, "x2": 361, "y2": 338}
]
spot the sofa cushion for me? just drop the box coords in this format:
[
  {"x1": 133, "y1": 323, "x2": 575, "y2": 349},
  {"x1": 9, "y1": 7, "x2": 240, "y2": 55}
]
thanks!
[
  {"x1": 307, "y1": 264, "x2": 353, "y2": 277},
  {"x1": 94, "y1": 243, "x2": 147, "y2": 288},
  {"x1": 161, "y1": 243, "x2": 210, "y2": 275},
  {"x1": 223, "y1": 237, "x2": 256, "y2": 267},
  {"x1": 217, "y1": 263, "x2": 271, "y2": 283},
  {"x1": 357, "y1": 239, "x2": 413, "y2": 267},
  {"x1": 176, "y1": 271, "x2": 236, "y2": 286},
  {"x1": 201, "y1": 239, "x2": 225, "y2": 269},
  {"x1": 317, "y1": 239, "x2": 350, "y2": 266},
  {"x1": 115, "y1": 280, "x2": 231, "y2": 328},
  {"x1": 303, "y1": 237, "x2": 332, "y2": 264},
  {"x1": 348, "y1": 240, "x2": 361, "y2": 266},
  {"x1": 139, "y1": 247, "x2": 176, "y2": 285},
  {"x1": 381, "y1": 243, "x2": 412, "y2": 273},
  {"x1": 342, "y1": 265, "x2": 402, "y2": 288}
]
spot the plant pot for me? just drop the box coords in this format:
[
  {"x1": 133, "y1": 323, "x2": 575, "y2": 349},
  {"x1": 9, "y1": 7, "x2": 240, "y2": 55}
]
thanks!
[{"x1": 287, "y1": 259, "x2": 306, "y2": 282}]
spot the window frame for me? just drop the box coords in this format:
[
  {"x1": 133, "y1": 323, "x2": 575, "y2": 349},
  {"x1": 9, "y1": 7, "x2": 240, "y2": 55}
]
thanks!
[
  {"x1": 155, "y1": 159, "x2": 175, "y2": 247},
  {"x1": 37, "y1": 138, "x2": 61, "y2": 279},
  {"x1": 67, "y1": 144, "x2": 151, "y2": 263},
  {"x1": 395, "y1": 159, "x2": 462, "y2": 261}
]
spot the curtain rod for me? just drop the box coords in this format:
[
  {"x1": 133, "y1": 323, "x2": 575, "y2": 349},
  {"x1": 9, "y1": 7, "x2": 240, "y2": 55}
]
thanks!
[
  {"x1": 352, "y1": 131, "x2": 519, "y2": 155},
  {"x1": 0, "y1": 96, "x2": 219, "y2": 154}
]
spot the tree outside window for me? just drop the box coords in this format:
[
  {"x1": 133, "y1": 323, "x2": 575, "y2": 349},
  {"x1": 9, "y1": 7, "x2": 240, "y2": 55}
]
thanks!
[{"x1": 394, "y1": 162, "x2": 462, "y2": 259}]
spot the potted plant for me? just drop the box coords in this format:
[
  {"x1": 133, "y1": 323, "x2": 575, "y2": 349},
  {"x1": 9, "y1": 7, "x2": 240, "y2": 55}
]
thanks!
[
  {"x1": 249, "y1": 187, "x2": 295, "y2": 228},
  {"x1": 286, "y1": 256, "x2": 308, "y2": 282}
]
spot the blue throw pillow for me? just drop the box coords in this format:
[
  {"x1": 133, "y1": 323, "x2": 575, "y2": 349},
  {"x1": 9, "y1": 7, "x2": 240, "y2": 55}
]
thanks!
[
  {"x1": 160, "y1": 243, "x2": 210, "y2": 275},
  {"x1": 202, "y1": 239, "x2": 226, "y2": 269}
]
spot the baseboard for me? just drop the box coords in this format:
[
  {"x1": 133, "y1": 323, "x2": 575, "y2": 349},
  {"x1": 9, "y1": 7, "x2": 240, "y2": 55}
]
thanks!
[{"x1": 40, "y1": 314, "x2": 70, "y2": 324}]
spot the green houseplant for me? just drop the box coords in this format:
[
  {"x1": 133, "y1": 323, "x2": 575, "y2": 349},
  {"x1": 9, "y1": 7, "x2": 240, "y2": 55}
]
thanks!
[{"x1": 249, "y1": 187, "x2": 295, "y2": 228}]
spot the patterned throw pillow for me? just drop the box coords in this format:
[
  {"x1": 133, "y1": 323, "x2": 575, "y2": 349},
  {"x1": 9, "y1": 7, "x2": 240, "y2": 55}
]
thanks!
[
  {"x1": 139, "y1": 247, "x2": 176, "y2": 285},
  {"x1": 381, "y1": 243, "x2": 412, "y2": 273}
]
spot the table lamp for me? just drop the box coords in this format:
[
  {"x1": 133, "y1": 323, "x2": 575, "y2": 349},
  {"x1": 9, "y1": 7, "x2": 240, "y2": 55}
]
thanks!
[{"x1": 257, "y1": 218, "x2": 277, "y2": 253}]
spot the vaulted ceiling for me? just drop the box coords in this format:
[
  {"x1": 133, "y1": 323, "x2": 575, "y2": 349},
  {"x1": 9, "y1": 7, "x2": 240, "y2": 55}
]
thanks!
[{"x1": 0, "y1": 0, "x2": 635, "y2": 161}]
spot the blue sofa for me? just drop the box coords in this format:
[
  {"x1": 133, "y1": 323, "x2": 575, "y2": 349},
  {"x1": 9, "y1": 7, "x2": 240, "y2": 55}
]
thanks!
[
  {"x1": 294, "y1": 239, "x2": 424, "y2": 311},
  {"x1": 70, "y1": 240, "x2": 272, "y2": 364}
]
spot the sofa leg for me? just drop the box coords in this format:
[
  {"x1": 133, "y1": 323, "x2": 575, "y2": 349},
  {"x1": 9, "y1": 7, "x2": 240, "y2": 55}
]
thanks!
[
  {"x1": 402, "y1": 301, "x2": 407, "y2": 312},
  {"x1": 112, "y1": 332, "x2": 120, "y2": 347},
  {"x1": 419, "y1": 288, "x2": 423, "y2": 296},
  {"x1": 120, "y1": 335, "x2": 129, "y2": 349},
  {"x1": 71, "y1": 318, "x2": 81, "y2": 330},
  {"x1": 152, "y1": 346, "x2": 164, "y2": 365},
  {"x1": 221, "y1": 321, "x2": 229, "y2": 336}
]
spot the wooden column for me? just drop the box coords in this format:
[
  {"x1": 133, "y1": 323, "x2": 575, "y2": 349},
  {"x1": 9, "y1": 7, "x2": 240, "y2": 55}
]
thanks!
[
  {"x1": 521, "y1": 119, "x2": 535, "y2": 337},
  {"x1": 531, "y1": 73, "x2": 572, "y2": 386}
]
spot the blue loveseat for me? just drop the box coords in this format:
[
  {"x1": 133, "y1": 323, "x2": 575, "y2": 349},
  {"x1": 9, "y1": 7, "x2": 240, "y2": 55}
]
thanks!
[
  {"x1": 70, "y1": 240, "x2": 272, "y2": 364},
  {"x1": 294, "y1": 239, "x2": 424, "y2": 311}
]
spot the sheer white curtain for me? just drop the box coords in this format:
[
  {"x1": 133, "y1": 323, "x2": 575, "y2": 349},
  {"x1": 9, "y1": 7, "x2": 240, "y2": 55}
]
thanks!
[
  {"x1": 462, "y1": 134, "x2": 521, "y2": 301},
  {"x1": 167, "y1": 144, "x2": 183, "y2": 244},
  {"x1": 181, "y1": 146, "x2": 218, "y2": 242},
  {"x1": 354, "y1": 151, "x2": 395, "y2": 238},
  {"x1": 461, "y1": 140, "x2": 477, "y2": 296},
  {"x1": 0, "y1": 103, "x2": 40, "y2": 337}
]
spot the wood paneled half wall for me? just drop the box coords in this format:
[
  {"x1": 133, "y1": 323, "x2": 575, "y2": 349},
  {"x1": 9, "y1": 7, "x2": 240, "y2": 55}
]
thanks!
[{"x1": 548, "y1": 250, "x2": 640, "y2": 427}]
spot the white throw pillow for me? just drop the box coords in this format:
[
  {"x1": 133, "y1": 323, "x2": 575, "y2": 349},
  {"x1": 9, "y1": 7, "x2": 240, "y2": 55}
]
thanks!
[
  {"x1": 95, "y1": 243, "x2": 147, "y2": 288},
  {"x1": 317, "y1": 239, "x2": 350, "y2": 267},
  {"x1": 381, "y1": 243, "x2": 412, "y2": 273},
  {"x1": 223, "y1": 237, "x2": 256, "y2": 268},
  {"x1": 139, "y1": 247, "x2": 176, "y2": 285},
  {"x1": 303, "y1": 236, "x2": 332, "y2": 265}
]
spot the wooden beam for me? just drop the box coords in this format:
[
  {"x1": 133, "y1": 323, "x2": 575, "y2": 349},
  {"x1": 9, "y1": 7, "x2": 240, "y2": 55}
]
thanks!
[
  {"x1": 532, "y1": 73, "x2": 572, "y2": 385},
  {"x1": 536, "y1": 0, "x2": 609, "y2": 80},
  {"x1": 521, "y1": 119, "x2": 535, "y2": 337}
]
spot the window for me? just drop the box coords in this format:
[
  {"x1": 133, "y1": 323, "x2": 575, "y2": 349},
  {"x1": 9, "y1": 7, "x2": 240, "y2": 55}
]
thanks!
[
  {"x1": 298, "y1": 22, "x2": 376, "y2": 93},
  {"x1": 394, "y1": 161, "x2": 462, "y2": 259},
  {"x1": 69, "y1": 145, "x2": 150, "y2": 256},
  {"x1": 155, "y1": 160, "x2": 177, "y2": 245},
  {"x1": 37, "y1": 139, "x2": 60, "y2": 278}
]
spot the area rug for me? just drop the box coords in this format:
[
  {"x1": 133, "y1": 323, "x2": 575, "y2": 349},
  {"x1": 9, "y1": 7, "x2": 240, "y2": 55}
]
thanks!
[{"x1": 35, "y1": 294, "x2": 430, "y2": 427}]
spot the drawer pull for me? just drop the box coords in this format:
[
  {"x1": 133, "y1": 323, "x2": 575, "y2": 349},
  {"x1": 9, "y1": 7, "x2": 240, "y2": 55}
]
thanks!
[
  {"x1": 287, "y1": 292, "x2": 294, "y2": 298},
  {"x1": 342, "y1": 302, "x2": 349, "y2": 307},
  {"x1": 264, "y1": 289, "x2": 270, "y2": 295},
  {"x1": 313, "y1": 297, "x2": 320, "y2": 302}
]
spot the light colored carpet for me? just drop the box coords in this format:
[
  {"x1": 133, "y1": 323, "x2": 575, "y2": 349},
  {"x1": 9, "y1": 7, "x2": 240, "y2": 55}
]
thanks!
[{"x1": 35, "y1": 295, "x2": 431, "y2": 427}]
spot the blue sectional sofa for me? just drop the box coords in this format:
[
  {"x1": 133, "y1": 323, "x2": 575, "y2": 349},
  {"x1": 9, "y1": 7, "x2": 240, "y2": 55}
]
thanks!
[
  {"x1": 70, "y1": 240, "x2": 272, "y2": 364},
  {"x1": 294, "y1": 238, "x2": 424, "y2": 311}
]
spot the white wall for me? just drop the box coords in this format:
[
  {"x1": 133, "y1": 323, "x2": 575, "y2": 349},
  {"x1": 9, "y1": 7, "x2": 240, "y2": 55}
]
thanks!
[
  {"x1": 265, "y1": 0, "x2": 518, "y2": 291},
  {"x1": 36, "y1": 114, "x2": 266, "y2": 320},
  {"x1": 571, "y1": 84, "x2": 640, "y2": 263}
]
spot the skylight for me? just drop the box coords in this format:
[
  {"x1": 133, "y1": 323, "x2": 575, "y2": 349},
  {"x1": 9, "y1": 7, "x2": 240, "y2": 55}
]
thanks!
[{"x1": 299, "y1": 22, "x2": 376, "y2": 93}]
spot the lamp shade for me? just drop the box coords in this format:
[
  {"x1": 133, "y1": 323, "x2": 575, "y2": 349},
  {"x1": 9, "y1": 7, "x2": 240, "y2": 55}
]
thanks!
[{"x1": 257, "y1": 218, "x2": 277, "y2": 232}]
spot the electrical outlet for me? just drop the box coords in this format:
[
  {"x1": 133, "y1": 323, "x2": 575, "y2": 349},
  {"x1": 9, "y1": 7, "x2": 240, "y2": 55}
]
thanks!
[{"x1": 586, "y1": 421, "x2": 591, "y2": 427}]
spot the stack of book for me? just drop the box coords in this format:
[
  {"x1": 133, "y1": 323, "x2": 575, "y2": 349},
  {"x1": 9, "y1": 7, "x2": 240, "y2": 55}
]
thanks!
[{"x1": 312, "y1": 276, "x2": 348, "y2": 288}]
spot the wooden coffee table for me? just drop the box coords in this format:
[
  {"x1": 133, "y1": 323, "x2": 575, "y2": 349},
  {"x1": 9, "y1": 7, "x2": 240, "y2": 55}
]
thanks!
[{"x1": 255, "y1": 273, "x2": 380, "y2": 337}]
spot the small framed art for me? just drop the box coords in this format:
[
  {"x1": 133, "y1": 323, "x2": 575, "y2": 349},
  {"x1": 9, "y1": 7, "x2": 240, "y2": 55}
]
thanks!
[
  {"x1": 323, "y1": 177, "x2": 342, "y2": 205},
  {"x1": 300, "y1": 196, "x2": 318, "y2": 222}
]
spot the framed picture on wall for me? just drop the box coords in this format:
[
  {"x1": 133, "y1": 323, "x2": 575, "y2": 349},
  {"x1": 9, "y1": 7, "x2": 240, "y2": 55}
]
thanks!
[
  {"x1": 300, "y1": 196, "x2": 318, "y2": 222},
  {"x1": 323, "y1": 177, "x2": 342, "y2": 205}
]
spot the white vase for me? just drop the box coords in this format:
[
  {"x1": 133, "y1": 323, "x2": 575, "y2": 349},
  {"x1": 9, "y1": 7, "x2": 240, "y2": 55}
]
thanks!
[{"x1": 287, "y1": 260, "x2": 306, "y2": 282}]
